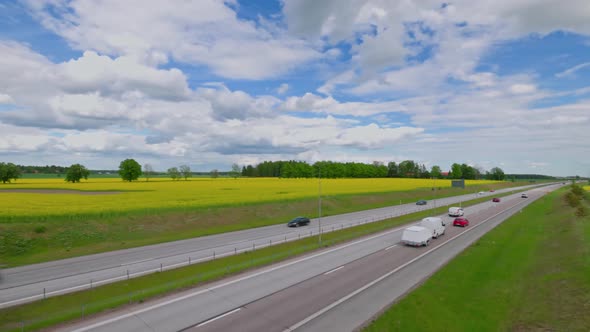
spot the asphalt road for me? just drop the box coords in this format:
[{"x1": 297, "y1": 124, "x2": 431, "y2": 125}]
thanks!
[{"x1": 59, "y1": 183, "x2": 563, "y2": 332}]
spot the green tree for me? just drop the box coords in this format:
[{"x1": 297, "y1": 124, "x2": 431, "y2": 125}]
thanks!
[
  {"x1": 118, "y1": 159, "x2": 142, "y2": 182},
  {"x1": 179, "y1": 165, "x2": 192, "y2": 180},
  {"x1": 210, "y1": 169, "x2": 219, "y2": 178},
  {"x1": 229, "y1": 163, "x2": 241, "y2": 178},
  {"x1": 0, "y1": 162, "x2": 21, "y2": 184},
  {"x1": 65, "y1": 164, "x2": 90, "y2": 183},
  {"x1": 450, "y1": 163, "x2": 462, "y2": 179},
  {"x1": 488, "y1": 167, "x2": 505, "y2": 181},
  {"x1": 430, "y1": 165, "x2": 442, "y2": 179},
  {"x1": 167, "y1": 167, "x2": 180, "y2": 180}
]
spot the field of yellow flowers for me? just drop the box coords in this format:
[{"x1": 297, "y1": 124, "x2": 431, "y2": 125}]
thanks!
[{"x1": 0, "y1": 177, "x2": 495, "y2": 221}]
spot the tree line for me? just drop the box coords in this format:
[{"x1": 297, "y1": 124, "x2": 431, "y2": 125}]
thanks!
[{"x1": 241, "y1": 160, "x2": 508, "y2": 180}]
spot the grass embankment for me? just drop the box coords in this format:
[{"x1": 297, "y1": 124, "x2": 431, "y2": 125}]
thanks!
[
  {"x1": 0, "y1": 190, "x2": 516, "y2": 331},
  {"x1": 0, "y1": 179, "x2": 518, "y2": 266},
  {"x1": 364, "y1": 185, "x2": 590, "y2": 332}
]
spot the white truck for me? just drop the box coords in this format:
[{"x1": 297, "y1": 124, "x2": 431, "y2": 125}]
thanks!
[
  {"x1": 401, "y1": 226, "x2": 432, "y2": 246},
  {"x1": 419, "y1": 217, "x2": 446, "y2": 238},
  {"x1": 448, "y1": 206, "x2": 464, "y2": 217}
]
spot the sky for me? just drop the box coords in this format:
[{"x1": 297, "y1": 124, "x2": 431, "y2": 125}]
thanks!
[{"x1": 0, "y1": 0, "x2": 589, "y2": 176}]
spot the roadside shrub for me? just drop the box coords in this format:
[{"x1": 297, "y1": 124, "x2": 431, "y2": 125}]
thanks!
[
  {"x1": 575, "y1": 206, "x2": 587, "y2": 217},
  {"x1": 571, "y1": 184, "x2": 585, "y2": 197},
  {"x1": 565, "y1": 192, "x2": 580, "y2": 207},
  {"x1": 34, "y1": 225, "x2": 47, "y2": 234}
]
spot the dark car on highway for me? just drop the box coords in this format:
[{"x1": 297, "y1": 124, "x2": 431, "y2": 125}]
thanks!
[
  {"x1": 492, "y1": 197, "x2": 501, "y2": 202},
  {"x1": 453, "y1": 217, "x2": 470, "y2": 227},
  {"x1": 287, "y1": 216, "x2": 310, "y2": 227},
  {"x1": 416, "y1": 200, "x2": 427, "y2": 205}
]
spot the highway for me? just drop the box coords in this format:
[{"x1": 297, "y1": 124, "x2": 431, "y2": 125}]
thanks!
[
  {"x1": 0, "y1": 183, "x2": 544, "y2": 308},
  {"x1": 59, "y1": 183, "x2": 563, "y2": 332}
]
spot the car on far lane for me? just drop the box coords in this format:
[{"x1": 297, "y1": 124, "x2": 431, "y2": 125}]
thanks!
[
  {"x1": 521, "y1": 193, "x2": 528, "y2": 198},
  {"x1": 492, "y1": 197, "x2": 501, "y2": 202},
  {"x1": 416, "y1": 200, "x2": 427, "y2": 205},
  {"x1": 453, "y1": 217, "x2": 470, "y2": 227},
  {"x1": 489, "y1": 189, "x2": 495, "y2": 192},
  {"x1": 478, "y1": 191, "x2": 485, "y2": 195},
  {"x1": 287, "y1": 216, "x2": 310, "y2": 227}
]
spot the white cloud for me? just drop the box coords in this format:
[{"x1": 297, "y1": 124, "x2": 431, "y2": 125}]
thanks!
[
  {"x1": 25, "y1": 0, "x2": 322, "y2": 80},
  {"x1": 0, "y1": 93, "x2": 14, "y2": 104},
  {"x1": 555, "y1": 62, "x2": 590, "y2": 78},
  {"x1": 57, "y1": 51, "x2": 190, "y2": 100},
  {"x1": 277, "y1": 83, "x2": 289, "y2": 95}
]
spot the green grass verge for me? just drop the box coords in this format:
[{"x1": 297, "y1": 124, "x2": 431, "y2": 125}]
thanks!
[
  {"x1": 0, "y1": 182, "x2": 527, "y2": 266},
  {"x1": 364, "y1": 186, "x2": 590, "y2": 332},
  {"x1": 0, "y1": 189, "x2": 520, "y2": 331}
]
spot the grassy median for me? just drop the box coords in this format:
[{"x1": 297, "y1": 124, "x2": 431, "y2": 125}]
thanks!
[
  {"x1": 364, "y1": 186, "x2": 590, "y2": 331},
  {"x1": 0, "y1": 188, "x2": 523, "y2": 331}
]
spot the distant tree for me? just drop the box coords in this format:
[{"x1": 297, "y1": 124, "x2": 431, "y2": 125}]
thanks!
[
  {"x1": 387, "y1": 162, "x2": 399, "y2": 177},
  {"x1": 0, "y1": 162, "x2": 21, "y2": 184},
  {"x1": 210, "y1": 169, "x2": 219, "y2": 178},
  {"x1": 167, "y1": 167, "x2": 180, "y2": 180},
  {"x1": 179, "y1": 165, "x2": 192, "y2": 180},
  {"x1": 460, "y1": 164, "x2": 475, "y2": 180},
  {"x1": 118, "y1": 159, "x2": 142, "y2": 182},
  {"x1": 430, "y1": 165, "x2": 442, "y2": 179},
  {"x1": 229, "y1": 163, "x2": 241, "y2": 179},
  {"x1": 65, "y1": 164, "x2": 90, "y2": 183},
  {"x1": 450, "y1": 163, "x2": 463, "y2": 179},
  {"x1": 488, "y1": 167, "x2": 505, "y2": 181},
  {"x1": 143, "y1": 164, "x2": 154, "y2": 181}
]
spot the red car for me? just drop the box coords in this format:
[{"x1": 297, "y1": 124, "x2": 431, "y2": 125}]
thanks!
[
  {"x1": 489, "y1": 189, "x2": 495, "y2": 192},
  {"x1": 453, "y1": 217, "x2": 470, "y2": 227},
  {"x1": 492, "y1": 197, "x2": 501, "y2": 202}
]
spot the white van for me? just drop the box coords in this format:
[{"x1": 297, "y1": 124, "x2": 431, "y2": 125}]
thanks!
[
  {"x1": 419, "y1": 217, "x2": 446, "y2": 238},
  {"x1": 401, "y1": 226, "x2": 432, "y2": 246},
  {"x1": 448, "y1": 207, "x2": 464, "y2": 217}
]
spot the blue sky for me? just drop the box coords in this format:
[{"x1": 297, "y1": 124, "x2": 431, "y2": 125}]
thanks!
[{"x1": 0, "y1": 0, "x2": 589, "y2": 176}]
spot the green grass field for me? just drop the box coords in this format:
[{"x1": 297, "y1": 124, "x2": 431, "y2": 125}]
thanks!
[
  {"x1": 364, "y1": 186, "x2": 590, "y2": 331},
  {"x1": 0, "y1": 178, "x2": 518, "y2": 266}
]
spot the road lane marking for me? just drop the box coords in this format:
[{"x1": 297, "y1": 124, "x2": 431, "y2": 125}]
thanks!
[
  {"x1": 284, "y1": 196, "x2": 538, "y2": 332},
  {"x1": 324, "y1": 266, "x2": 344, "y2": 275},
  {"x1": 196, "y1": 308, "x2": 242, "y2": 327},
  {"x1": 121, "y1": 258, "x2": 152, "y2": 266},
  {"x1": 384, "y1": 245, "x2": 397, "y2": 251}
]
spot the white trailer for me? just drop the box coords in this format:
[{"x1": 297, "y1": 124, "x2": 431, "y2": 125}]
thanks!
[
  {"x1": 401, "y1": 226, "x2": 432, "y2": 247},
  {"x1": 448, "y1": 207, "x2": 464, "y2": 217},
  {"x1": 419, "y1": 217, "x2": 446, "y2": 238}
]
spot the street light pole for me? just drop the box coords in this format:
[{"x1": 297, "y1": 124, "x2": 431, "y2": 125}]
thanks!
[{"x1": 318, "y1": 165, "x2": 322, "y2": 246}]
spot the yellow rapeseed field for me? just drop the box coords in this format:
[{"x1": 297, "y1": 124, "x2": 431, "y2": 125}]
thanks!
[
  {"x1": 584, "y1": 185, "x2": 590, "y2": 191},
  {"x1": 0, "y1": 177, "x2": 496, "y2": 219}
]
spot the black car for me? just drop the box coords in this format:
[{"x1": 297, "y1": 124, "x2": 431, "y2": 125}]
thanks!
[
  {"x1": 416, "y1": 200, "x2": 427, "y2": 205},
  {"x1": 287, "y1": 216, "x2": 310, "y2": 227}
]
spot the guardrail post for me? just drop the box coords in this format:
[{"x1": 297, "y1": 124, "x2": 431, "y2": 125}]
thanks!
[
  {"x1": 160, "y1": 263, "x2": 163, "y2": 272},
  {"x1": 253, "y1": 243, "x2": 255, "y2": 251},
  {"x1": 43, "y1": 287, "x2": 46, "y2": 299},
  {"x1": 127, "y1": 270, "x2": 129, "y2": 280},
  {"x1": 213, "y1": 251, "x2": 216, "y2": 260},
  {"x1": 90, "y1": 279, "x2": 93, "y2": 289},
  {"x1": 235, "y1": 247, "x2": 237, "y2": 255},
  {"x1": 189, "y1": 257, "x2": 191, "y2": 264}
]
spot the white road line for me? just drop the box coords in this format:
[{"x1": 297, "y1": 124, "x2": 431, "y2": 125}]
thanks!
[
  {"x1": 384, "y1": 245, "x2": 397, "y2": 251},
  {"x1": 324, "y1": 266, "x2": 344, "y2": 275},
  {"x1": 68, "y1": 223, "x2": 410, "y2": 332},
  {"x1": 196, "y1": 308, "x2": 242, "y2": 327},
  {"x1": 284, "y1": 197, "x2": 533, "y2": 332},
  {"x1": 121, "y1": 258, "x2": 152, "y2": 266}
]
